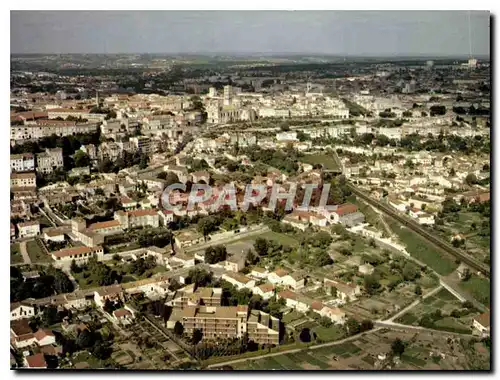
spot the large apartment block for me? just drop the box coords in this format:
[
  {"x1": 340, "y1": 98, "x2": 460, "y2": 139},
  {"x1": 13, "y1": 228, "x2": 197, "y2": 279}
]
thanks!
[
  {"x1": 10, "y1": 153, "x2": 35, "y2": 172},
  {"x1": 181, "y1": 305, "x2": 249, "y2": 340},
  {"x1": 166, "y1": 286, "x2": 222, "y2": 309},
  {"x1": 169, "y1": 285, "x2": 281, "y2": 345}
]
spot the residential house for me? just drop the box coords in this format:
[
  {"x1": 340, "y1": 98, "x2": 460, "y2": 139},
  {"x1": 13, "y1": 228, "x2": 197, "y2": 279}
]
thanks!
[
  {"x1": 358, "y1": 263, "x2": 375, "y2": 275},
  {"x1": 11, "y1": 172, "x2": 36, "y2": 189},
  {"x1": 221, "y1": 272, "x2": 255, "y2": 290},
  {"x1": 11, "y1": 302, "x2": 36, "y2": 321},
  {"x1": 94, "y1": 285, "x2": 124, "y2": 308},
  {"x1": 252, "y1": 283, "x2": 275, "y2": 300},
  {"x1": 473, "y1": 311, "x2": 490, "y2": 337},
  {"x1": 10, "y1": 153, "x2": 35, "y2": 173},
  {"x1": 17, "y1": 221, "x2": 40, "y2": 238},
  {"x1": 324, "y1": 278, "x2": 361, "y2": 302},
  {"x1": 113, "y1": 307, "x2": 135, "y2": 326},
  {"x1": 277, "y1": 290, "x2": 310, "y2": 313},
  {"x1": 24, "y1": 353, "x2": 47, "y2": 369}
]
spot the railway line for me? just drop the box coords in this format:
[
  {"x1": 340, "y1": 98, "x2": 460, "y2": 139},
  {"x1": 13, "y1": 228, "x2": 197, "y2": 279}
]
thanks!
[{"x1": 346, "y1": 183, "x2": 490, "y2": 277}]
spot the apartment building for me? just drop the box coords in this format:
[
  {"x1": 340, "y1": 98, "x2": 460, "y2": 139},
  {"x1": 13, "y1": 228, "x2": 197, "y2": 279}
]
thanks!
[
  {"x1": 181, "y1": 305, "x2": 249, "y2": 340},
  {"x1": 36, "y1": 148, "x2": 64, "y2": 174},
  {"x1": 129, "y1": 136, "x2": 153, "y2": 154},
  {"x1": 10, "y1": 121, "x2": 99, "y2": 141},
  {"x1": 246, "y1": 310, "x2": 280, "y2": 345},
  {"x1": 11, "y1": 172, "x2": 36, "y2": 188},
  {"x1": 166, "y1": 286, "x2": 223, "y2": 309},
  {"x1": 10, "y1": 153, "x2": 35, "y2": 172}
]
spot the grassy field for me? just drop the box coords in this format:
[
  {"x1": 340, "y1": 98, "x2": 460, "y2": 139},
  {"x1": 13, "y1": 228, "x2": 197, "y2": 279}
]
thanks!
[
  {"x1": 458, "y1": 275, "x2": 490, "y2": 307},
  {"x1": 260, "y1": 231, "x2": 300, "y2": 248},
  {"x1": 395, "y1": 288, "x2": 473, "y2": 334},
  {"x1": 10, "y1": 243, "x2": 23, "y2": 265},
  {"x1": 384, "y1": 217, "x2": 458, "y2": 275},
  {"x1": 26, "y1": 240, "x2": 52, "y2": 263},
  {"x1": 300, "y1": 153, "x2": 339, "y2": 170}
]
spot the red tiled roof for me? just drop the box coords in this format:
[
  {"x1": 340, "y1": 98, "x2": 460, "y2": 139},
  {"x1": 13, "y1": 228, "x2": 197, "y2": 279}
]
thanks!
[
  {"x1": 278, "y1": 290, "x2": 297, "y2": 300},
  {"x1": 25, "y1": 353, "x2": 46, "y2": 368},
  {"x1": 335, "y1": 203, "x2": 358, "y2": 216},
  {"x1": 34, "y1": 329, "x2": 54, "y2": 342},
  {"x1": 128, "y1": 209, "x2": 158, "y2": 217},
  {"x1": 475, "y1": 311, "x2": 490, "y2": 328},
  {"x1": 311, "y1": 301, "x2": 324, "y2": 311},
  {"x1": 88, "y1": 220, "x2": 121, "y2": 231},
  {"x1": 113, "y1": 308, "x2": 132, "y2": 318}
]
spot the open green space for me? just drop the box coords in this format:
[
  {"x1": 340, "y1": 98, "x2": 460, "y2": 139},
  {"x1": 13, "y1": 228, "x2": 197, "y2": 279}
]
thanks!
[
  {"x1": 300, "y1": 153, "x2": 339, "y2": 170},
  {"x1": 312, "y1": 325, "x2": 346, "y2": 342},
  {"x1": 10, "y1": 243, "x2": 23, "y2": 265},
  {"x1": 384, "y1": 217, "x2": 458, "y2": 275},
  {"x1": 458, "y1": 275, "x2": 490, "y2": 307},
  {"x1": 259, "y1": 231, "x2": 300, "y2": 248},
  {"x1": 26, "y1": 240, "x2": 52, "y2": 263}
]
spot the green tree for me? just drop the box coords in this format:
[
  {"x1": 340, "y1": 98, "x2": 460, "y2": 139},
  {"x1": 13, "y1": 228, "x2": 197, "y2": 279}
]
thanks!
[
  {"x1": 253, "y1": 238, "x2": 269, "y2": 256},
  {"x1": 360, "y1": 320, "x2": 374, "y2": 332},
  {"x1": 192, "y1": 328, "x2": 203, "y2": 345},
  {"x1": 465, "y1": 173, "x2": 477, "y2": 186},
  {"x1": 73, "y1": 150, "x2": 90, "y2": 167},
  {"x1": 402, "y1": 262, "x2": 419, "y2": 281},
  {"x1": 415, "y1": 285, "x2": 422, "y2": 296},
  {"x1": 363, "y1": 274, "x2": 381, "y2": 295},
  {"x1": 346, "y1": 318, "x2": 360, "y2": 336},
  {"x1": 299, "y1": 328, "x2": 311, "y2": 342},
  {"x1": 391, "y1": 338, "x2": 406, "y2": 356},
  {"x1": 174, "y1": 321, "x2": 184, "y2": 336}
]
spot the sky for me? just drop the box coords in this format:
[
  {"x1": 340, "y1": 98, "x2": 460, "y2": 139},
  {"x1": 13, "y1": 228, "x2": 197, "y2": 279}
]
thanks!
[{"x1": 11, "y1": 11, "x2": 490, "y2": 56}]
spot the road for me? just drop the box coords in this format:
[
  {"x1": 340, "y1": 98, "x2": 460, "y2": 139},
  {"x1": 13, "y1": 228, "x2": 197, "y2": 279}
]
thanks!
[
  {"x1": 374, "y1": 320, "x2": 475, "y2": 338},
  {"x1": 206, "y1": 328, "x2": 382, "y2": 369},
  {"x1": 19, "y1": 240, "x2": 31, "y2": 265}
]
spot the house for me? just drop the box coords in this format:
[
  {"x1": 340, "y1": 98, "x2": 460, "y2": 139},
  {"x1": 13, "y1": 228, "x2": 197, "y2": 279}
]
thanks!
[
  {"x1": 42, "y1": 227, "x2": 67, "y2": 242},
  {"x1": 169, "y1": 252, "x2": 196, "y2": 268},
  {"x1": 310, "y1": 301, "x2": 346, "y2": 324},
  {"x1": 120, "y1": 196, "x2": 137, "y2": 210},
  {"x1": 473, "y1": 311, "x2": 490, "y2": 337},
  {"x1": 225, "y1": 255, "x2": 246, "y2": 272},
  {"x1": 250, "y1": 267, "x2": 268, "y2": 279},
  {"x1": 277, "y1": 290, "x2": 310, "y2": 313},
  {"x1": 17, "y1": 221, "x2": 40, "y2": 238},
  {"x1": 221, "y1": 272, "x2": 255, "y2": 290},
  {"x1": 88, "y1": 220, "x2": 123, "y2": 235},
  {"x1": 331, "y1": 204, "x2": 365, "y2": 227},
  {"x1": 267, "y1": 268, "x2": 290, "y2": 285},
  {"x1": 324, "y1": 278, "x2": 361, "y2": 302},
  {"x1": 389, "y1": 199, "x2": 407, "y2": 213},
  {"x1": 158, "y1": 209, "x2": 174, "y2": 226},
  {"x1": 191, "y1": 170, "x2": 211, "y2": 184},
  {"x1": 358, "y1": 263, "x2": 375, "y2": 275},
  {"x1": 113, "y1": 307, "x2": 135, "y2": 326},
  {"x1": 281, "y1": 272, "x2": 306, "y2": 290},
  {"x1": 252, "y1": 283, "x2": 275, "y2": 300},
  {"x1": 11, "y1": 319, "x2": 36, "y2": 348},
  {"x1": 11, "y1": 302, "x2": 36, "y2": 321},
  {"x1": 33, "y1": 329, "x2": 56, "y2": 347},
  {"x1": 24, "y1": 353, "x2": 47, "y2": 369},
  {"x1": 115, "y1": 209, "x2": 160, "y2": 229},
  {"x1": 93, "y1": 285, "x2": 124, "y2": 308}
]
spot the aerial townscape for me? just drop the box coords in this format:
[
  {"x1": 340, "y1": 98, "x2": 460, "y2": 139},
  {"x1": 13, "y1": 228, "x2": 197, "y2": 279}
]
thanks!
[{"x1": 10, "y1": 11, "x2": 490, "y2": 371}]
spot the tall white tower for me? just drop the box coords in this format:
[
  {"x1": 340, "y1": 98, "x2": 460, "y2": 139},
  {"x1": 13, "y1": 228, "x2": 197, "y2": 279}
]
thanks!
[{"x1": 223, "y1": 85, "x2": 233, "y2": 106}]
